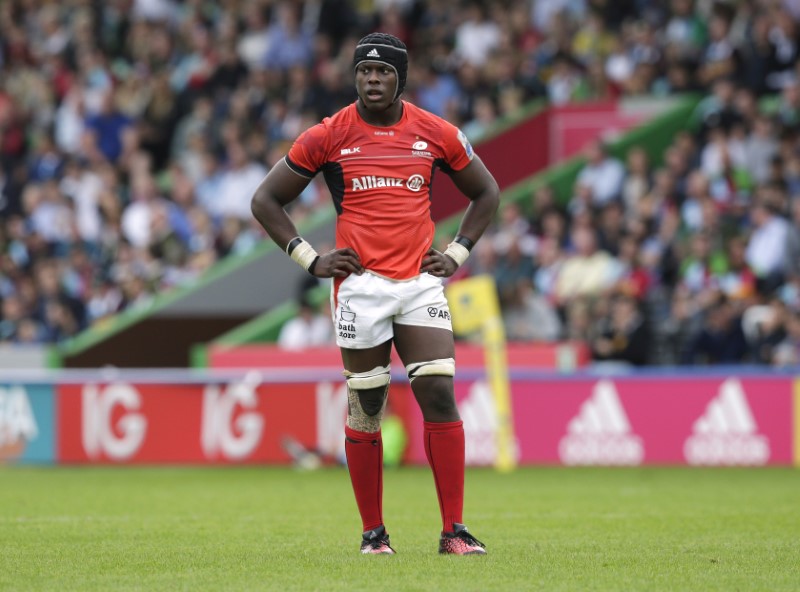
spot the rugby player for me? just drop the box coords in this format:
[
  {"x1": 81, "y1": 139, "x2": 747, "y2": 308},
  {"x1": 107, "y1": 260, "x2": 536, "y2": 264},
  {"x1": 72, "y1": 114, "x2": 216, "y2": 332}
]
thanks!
[{"x1": 251, "y1": 32, "x2": 499, "y2": 555}]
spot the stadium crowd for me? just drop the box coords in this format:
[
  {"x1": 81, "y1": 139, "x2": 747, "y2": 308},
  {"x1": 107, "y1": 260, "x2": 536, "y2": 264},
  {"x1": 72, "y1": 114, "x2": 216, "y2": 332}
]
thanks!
[{"x1": 1, "y1": 0, "x2": 800, "y2": 367}]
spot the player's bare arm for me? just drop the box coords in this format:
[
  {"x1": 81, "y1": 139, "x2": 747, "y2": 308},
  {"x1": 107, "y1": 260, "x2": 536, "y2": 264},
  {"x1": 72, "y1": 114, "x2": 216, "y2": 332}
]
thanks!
[
  {"x1": 420, "y1": 154, "x2": 500, "y2": 277},
  {"x1": 251, "y1": 159, "x2": 363, "y2": 278}
]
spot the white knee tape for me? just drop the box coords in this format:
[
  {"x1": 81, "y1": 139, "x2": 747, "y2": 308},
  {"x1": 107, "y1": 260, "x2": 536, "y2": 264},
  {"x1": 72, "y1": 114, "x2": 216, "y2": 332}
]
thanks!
[
  {"x1": 343, "y1": 365, "x2": 391, "y2": 433},
  {"x1": 343, "y1": 365, "x2": 391, "y2": 390},
  {"x1": 405, "y1": 358, "x2": 455, "y2": 382}
]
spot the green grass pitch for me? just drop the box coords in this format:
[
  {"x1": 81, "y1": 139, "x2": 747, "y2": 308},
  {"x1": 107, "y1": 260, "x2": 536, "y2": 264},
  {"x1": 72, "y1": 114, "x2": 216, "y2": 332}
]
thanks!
[{"x1": 1, "y1": 466, "x2": 798, "y2": 591}]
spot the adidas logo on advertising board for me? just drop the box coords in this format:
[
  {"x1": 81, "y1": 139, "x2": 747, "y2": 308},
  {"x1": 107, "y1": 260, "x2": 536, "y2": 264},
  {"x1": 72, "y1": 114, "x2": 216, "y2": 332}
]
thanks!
[
  {"x1": 558, "y1": 380, "x2": 643, "y2": 465},
  {"x1": 683, "y1": 378, "x2": 769, "y2": 466}
]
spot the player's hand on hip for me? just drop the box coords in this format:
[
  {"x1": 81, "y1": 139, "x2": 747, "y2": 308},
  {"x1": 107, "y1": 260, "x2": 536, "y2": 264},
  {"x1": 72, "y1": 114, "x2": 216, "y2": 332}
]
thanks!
[
  {"x1": 420, "y1": 247, "x2": 458, "y2": 277},
  {"x1": 314, "y1": 247, "x2": 364, "y2": 278}
]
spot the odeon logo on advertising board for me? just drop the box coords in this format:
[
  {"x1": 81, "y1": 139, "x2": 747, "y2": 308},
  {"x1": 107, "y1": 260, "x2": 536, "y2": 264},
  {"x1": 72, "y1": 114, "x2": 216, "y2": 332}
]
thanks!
[
  {"x1": 83, "y1": 383, "x2": 147, "y2": 461},
  {"x1": 558, "y1": 380, "x2": 644, "y2": 466},
  {"x1": 683, "y1": 378, "x2": 770, "y2": 466}
]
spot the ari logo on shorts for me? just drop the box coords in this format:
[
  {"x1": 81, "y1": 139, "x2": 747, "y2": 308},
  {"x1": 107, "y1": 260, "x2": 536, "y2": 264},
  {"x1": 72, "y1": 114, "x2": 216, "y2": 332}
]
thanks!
[
  {"x1": 427, "y1": 306, "x2": 451, "y2": 320},
  {"x1": 338, "y1": 307, "x2": 357, "y2": 339}
]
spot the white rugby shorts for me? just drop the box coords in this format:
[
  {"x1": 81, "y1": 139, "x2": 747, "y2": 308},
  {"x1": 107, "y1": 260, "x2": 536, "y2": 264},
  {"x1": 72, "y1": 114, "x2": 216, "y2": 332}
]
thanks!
[{"x1": 331, "y1": 271, "x2": 453, "y2": 349}]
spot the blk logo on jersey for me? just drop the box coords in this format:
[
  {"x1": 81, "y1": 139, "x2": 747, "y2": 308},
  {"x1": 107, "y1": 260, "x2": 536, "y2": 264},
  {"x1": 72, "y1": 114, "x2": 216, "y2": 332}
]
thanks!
[{"x1": 341, "y1": 146, "x2": 361, "y2": 155}]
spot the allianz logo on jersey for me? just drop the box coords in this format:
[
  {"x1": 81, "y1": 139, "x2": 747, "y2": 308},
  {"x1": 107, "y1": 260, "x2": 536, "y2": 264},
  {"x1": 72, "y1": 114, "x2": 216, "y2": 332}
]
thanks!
[
  {"x1": 352, "y1": 174, "x2": 425, "y2": 192},
  {"x1": 683, "y1": 378, "x2": 769, "y2": 466},
  {"x1": 558, "y1": 380, "x2": 644, "y2": 466}
]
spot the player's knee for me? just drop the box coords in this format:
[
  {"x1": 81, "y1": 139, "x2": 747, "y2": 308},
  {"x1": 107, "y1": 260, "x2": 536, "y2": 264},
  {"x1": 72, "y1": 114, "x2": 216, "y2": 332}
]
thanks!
[
  {"x1": 344, "y1": 365, "x2": 391, "y2": 432},
  {"x1": 411, "y1": 374, "x2": 458, "y2": 419}
]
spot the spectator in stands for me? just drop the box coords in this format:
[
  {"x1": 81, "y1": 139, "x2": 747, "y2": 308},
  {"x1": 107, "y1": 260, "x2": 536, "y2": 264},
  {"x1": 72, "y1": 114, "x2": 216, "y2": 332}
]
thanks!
[
  {"x1": 263, "y1": 3, "x2": 314, "y2": 72},
  {"x1": 575, "y1": 139, "x2": 626, "y2": 208},
  {"x1": 533, "y1": 236, "x2": 564, "y2": 304},
  {"x1": 493, "y1": 236, "x2": 536, "y2": 306},
  {"x1": 214, "y1": 141, "x2": 268, "y2": 221},
  {"x1": 277, "y1": 298, "x2": 333, "y2": 351},
  {"x1": 772, "y1": 309, "x2": 800, "y2": 366},
  {"x1": 555, "y1": 224, "x2": 617, "y2": 305},
  {"x1": 84, "y1": 91, "x2": 132, "y2": 165},
  {"x1": 455, "y1": 2, "x2": 501, "y2": 68},
  {"x1": 745, "y1": 199, "x2": 791, "y2": 292},
  {"x1": 682, "y1": 295, "x2": 748, "y2": 365},
  {"x1": 621, "y1": 146, "x2": 651, "y2": 215},
  {"x1": 591, "y1": 292, "x2": 649, "y2": 366},
  {"x1": 503, "y1": 279, "x2": 562, "y2": 342},
  {"x1": 697, "y1": 3, "x2": 740, "y2": 87}
]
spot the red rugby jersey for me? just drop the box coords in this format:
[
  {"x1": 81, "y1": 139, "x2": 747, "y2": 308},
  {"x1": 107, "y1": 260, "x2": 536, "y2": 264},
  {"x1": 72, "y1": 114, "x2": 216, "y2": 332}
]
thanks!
[{"x1": 285, "y1": 101, "x2": 474, "y2": 279}]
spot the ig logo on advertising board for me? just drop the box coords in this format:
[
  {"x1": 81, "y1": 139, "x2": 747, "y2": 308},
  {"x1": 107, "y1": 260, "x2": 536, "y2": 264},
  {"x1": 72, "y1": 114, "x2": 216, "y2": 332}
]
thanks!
[
  {"x1": 315, "y1": 381, "x2": 348, "y2": 461},
  {"x1": 202, "y1": 372, "x2": 264, "y2": 460},
  {"x1": 0, "y1": 386, "x2": 38, "y2": 460},
  {"x1": 83, "y1": 383, "x2": 147, "y2": 460}
]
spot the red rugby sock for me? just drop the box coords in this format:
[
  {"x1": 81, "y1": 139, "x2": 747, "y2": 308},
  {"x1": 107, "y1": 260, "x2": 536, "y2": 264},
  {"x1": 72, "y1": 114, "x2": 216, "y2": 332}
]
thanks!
[
  {"x1": 344, "y1": 425, "x2": 384, "y2": 532},
  {"x1": 424, "y1": 420, "x2": 465, "y2": 533}
]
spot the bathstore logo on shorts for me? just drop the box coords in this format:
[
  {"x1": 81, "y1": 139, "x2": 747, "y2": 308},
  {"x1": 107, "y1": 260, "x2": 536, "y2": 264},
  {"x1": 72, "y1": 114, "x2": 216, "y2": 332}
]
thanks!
[
  {"x1": 427, "y1": 306, "x2": 450, "y2": 320},
  {"x1": 683, "y1": 378, "x2": 770, "y2": 466},
  {"x1": 338, "y1": 303, "x2": 357, "y2": 340},
  {"x1": 558, "y1": 380, "x2": 643, "y2": 466}
]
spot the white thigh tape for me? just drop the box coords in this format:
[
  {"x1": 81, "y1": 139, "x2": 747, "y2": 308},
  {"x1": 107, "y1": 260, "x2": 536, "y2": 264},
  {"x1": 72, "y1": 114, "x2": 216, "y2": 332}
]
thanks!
[{"x1": 405, "y1": 358, "x2": 455, "y2": 382}]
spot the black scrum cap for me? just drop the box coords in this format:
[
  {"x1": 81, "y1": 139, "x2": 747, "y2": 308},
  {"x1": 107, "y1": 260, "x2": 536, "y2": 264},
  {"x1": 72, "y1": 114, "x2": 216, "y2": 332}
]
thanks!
[{"x1": 353, "y1": 32, "x2": 408, "y2": 102}]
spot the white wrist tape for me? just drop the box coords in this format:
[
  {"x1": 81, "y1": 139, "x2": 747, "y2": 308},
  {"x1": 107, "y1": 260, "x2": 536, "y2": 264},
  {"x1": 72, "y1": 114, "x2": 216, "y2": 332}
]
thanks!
[
  {"x1": 443, "y1": 241, "x2": 470, "y2": 267},
  {"x1": 287, "y1": 238, "x2": 319, "y2": 271}
]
